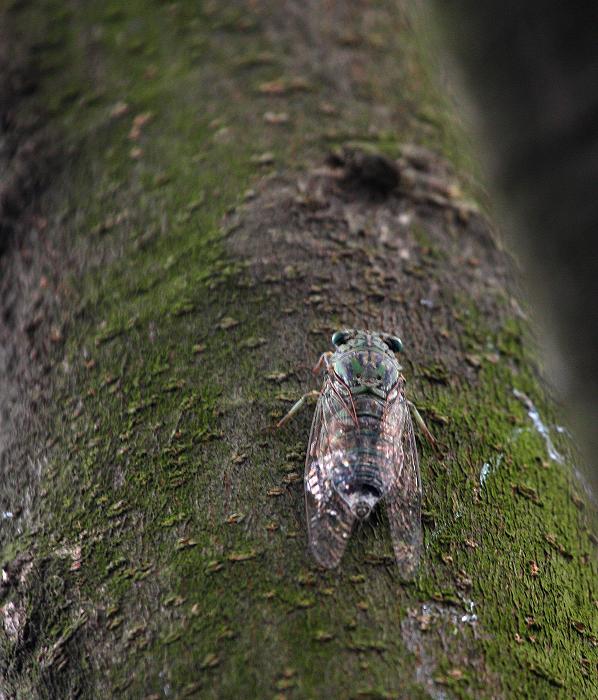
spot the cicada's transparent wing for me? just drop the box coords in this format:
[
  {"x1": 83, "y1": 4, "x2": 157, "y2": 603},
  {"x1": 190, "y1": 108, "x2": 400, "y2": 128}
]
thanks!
[
  {"x1": 304, "y1": 383, "x2": 356, "y2": 568},
  {"x1": 384, "y1": 400, "x2": 422, "y2": 579}
]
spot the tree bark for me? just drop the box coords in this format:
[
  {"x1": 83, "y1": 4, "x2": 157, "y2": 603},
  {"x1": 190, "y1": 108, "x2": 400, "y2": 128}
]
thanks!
[{"x1": 0, "y1": 2, "x2": 595, "y2": 699}]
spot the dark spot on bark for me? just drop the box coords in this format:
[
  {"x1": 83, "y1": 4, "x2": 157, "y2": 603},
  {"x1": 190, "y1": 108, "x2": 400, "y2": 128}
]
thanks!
[{"x1": 328, "y1": 148, "x2": 400, "y2": 197}]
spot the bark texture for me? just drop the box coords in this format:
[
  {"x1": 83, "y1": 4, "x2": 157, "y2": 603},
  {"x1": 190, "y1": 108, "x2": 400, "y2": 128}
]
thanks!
[{"x1": 0, "y1": 2, "x2": 596, "y2": 699}]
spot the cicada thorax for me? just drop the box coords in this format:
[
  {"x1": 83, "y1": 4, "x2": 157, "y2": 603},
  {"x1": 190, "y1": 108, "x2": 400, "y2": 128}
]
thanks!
[{"x1": 325, "y1": 343, "x2": 405, "y2": 521}]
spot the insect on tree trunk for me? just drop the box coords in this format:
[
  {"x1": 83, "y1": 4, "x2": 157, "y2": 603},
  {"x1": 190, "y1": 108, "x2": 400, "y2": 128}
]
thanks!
[{"x1": 0, "y1": 2, "x2": 595, "y2": 699}]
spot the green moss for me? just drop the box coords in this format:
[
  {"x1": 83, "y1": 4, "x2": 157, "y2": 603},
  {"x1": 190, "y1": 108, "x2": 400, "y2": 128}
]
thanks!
[{"x1": 414, "y1": 312, "x2": 597, "y2": 697}]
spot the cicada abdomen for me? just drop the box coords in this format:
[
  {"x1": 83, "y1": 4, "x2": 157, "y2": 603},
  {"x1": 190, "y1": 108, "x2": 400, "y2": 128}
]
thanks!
[{"x1": 304, "y1": 329, "x2": 422, "y2": 577}]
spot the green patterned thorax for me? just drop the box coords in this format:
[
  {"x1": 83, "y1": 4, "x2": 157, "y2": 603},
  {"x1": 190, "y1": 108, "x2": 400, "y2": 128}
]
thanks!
[{"x1": 331, "y1": 330, "x2": 402, "y2": 399}]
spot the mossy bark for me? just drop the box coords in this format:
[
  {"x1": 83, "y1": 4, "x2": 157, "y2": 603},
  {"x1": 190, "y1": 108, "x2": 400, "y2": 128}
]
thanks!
[{"x1": 0, "y1": 2, "x2": 596, "y2": 699}]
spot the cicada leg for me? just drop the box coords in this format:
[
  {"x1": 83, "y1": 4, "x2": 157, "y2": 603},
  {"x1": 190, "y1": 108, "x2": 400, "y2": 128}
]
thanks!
[
  {"x1": 276, "y1": 390, "x2": 320, "y2": 429},
  {"x1": 312, "y1": 351, "x2": 332, "y2": 376},
  {"x1": 407, "y1": 400, "x2": 442, "y2": 456}
]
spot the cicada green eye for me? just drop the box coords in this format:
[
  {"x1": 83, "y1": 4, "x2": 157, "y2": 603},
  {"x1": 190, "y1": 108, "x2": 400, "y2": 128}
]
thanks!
[
  {"x1": 331, "y1": 330, "x2": 351, "y2": 347},
  {"x1": 384, "y1": 335, "x2": 403, "y2": 353}
]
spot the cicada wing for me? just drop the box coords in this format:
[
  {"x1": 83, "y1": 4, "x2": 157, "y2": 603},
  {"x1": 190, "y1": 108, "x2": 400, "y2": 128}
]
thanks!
[
  {"x1": 305, "y1": 478, "x2": 355, "y2": 568},
  {"x1": 385, "y1": 402, "x2": 423, "y2": 579},
  {"x1": 304, "y1": 386, "x2": 356, "y2": 568}
]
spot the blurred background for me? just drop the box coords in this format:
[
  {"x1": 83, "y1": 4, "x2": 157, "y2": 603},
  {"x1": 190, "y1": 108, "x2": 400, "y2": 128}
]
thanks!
[{"x1": 426, "y1": 0, "x2": 598, "y2": 496}]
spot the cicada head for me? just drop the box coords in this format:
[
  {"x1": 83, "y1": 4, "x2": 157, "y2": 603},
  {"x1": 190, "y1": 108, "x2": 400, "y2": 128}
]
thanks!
[
  {"x1": 329, "y1": 329, "x2": 404, "y2": 399},
  {"x1": 331, "y1": 329, "x2": 355, "y2": 348},
  {"x1": 331, "y1": 329, "x2": 403, "y2": 356},
  {"x1": 380, "y1": 333, "x2": 403, "y2": 354}
]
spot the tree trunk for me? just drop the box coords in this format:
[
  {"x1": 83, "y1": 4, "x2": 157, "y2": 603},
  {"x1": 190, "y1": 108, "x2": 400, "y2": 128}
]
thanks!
[{"x1": 0, "y1": 2, "x2": 595, "y2": 699}]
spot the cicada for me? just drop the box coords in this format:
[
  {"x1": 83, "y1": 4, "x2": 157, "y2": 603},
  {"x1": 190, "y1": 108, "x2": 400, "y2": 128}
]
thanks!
[{"x1": 278, "y1": 329, "x2": 429, "y2": 577}]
